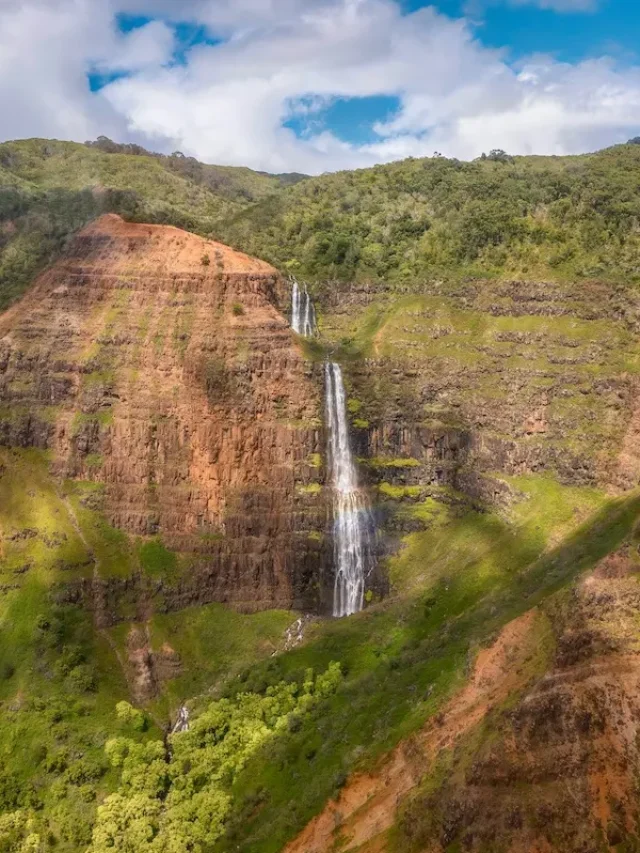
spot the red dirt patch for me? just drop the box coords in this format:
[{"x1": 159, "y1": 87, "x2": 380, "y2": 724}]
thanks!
[{"x1": 285, "y1": 610, "x2": 540, "y2": 853}]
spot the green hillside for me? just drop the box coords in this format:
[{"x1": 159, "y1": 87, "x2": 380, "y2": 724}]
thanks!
[
  {"x1": 219, "y1": 144, "x2": 640, "y2": 286},
  {"x1": 0, "y1": 138, "x2": 300, "y2": 310},
  {"x1": 5, "y1": 139, "x2": 640, "y2": 312}
]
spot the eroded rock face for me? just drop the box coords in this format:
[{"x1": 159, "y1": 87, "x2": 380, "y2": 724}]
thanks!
[
  {"x1": 318, "y1": 278, "x2": 640, "y2": 491},
  {"x1": 0, "y1": 214, "x2": 327, "y2": 612},
  {"x1": 399, "y1": 549, "x2": 640, "y2": 853},
  {"x1": 285, "y1": 546, "x2": 640, "y2": 853}
]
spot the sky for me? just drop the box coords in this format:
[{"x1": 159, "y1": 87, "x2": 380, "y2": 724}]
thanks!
[{"x1": 1, "y1": 0, "x2": 640, "y2": 174}]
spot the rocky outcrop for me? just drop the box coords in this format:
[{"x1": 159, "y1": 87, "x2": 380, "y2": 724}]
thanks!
[
  {"x1": 396, "y1": 547, "x2": 640, "y2": 853},
  {"x1": 0, "y1": 215, "x2": 327, "y2": 612}
]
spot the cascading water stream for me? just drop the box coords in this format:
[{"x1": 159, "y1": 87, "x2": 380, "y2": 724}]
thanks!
[
  {"x1": 324, "y1": 362, "x2": 374, "y2": 617},
  {"x1": 290, "y1": 278, "x2": 317, "y2": 336},
  {"x1": 290, "y1": 281, "x2": 374, "y2": 617}
]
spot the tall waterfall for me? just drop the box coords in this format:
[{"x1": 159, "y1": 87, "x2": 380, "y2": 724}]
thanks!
[
  {"x1": 290, "y1": 279, "x2": 317, "y2": 336},
  {"x1": 290, "y1": 281, "x2": 373, "y2": 617},
  {"x1": 325, "y1": 362, "x2": 373, "y2": 616}
]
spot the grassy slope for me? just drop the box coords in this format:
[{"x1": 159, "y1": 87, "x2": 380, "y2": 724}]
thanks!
[
  {"x1": 0, "y1": 449, "x2": 132, "y2": 847},
  {"x1": 219, "y1": 477, "x2": 640, "y2": 852},
  {"x1": 0, "y1": 449, "x2": 294, "y2": 849},
  {"x1": 2, "y1": 445, "x2": 639, "y2": 851}
]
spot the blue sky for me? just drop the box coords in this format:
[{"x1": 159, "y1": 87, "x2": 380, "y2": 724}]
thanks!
[
  {"x1": 405, "y1": 0, "x2": 640, "y2": 63},
  {"x1": 2, "y1": 0, "x2": 640, "y2": 173}
]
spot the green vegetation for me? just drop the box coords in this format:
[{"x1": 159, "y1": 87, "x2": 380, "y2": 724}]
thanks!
[
  {"x1": 142, "y1": 604, "x2": 296, "y2": 711},
  {"x1": 0, "y1": 450, "x2": 301, "y2": 852},
  {"x1": 220, "y1": 144, "x2": 640, "y2": 285},
  {"x1": 0, "y1": 138, "x2": 301, "y2": 309},
  {"x1": 218, "y1": 481, "x2": 640, "y2": 852},
  {"x1": 0, "y1": 449, "x2": 135, "y2": 851},
  {"x1": 296, "y1": 483, "x2": 322, "y2": 496},
  {"x1": 369, "y1": 456, "x2": 422, "y2": 469},
  {"x1": 378, "y1": 483, "x2": 423, "y2": 500},
  {"x1": 137, "y1": 539, "x2": 178, "y2": 580},
  {"x1": 388, "y1": 475, "x2": 605, "y2": 594},
  {"x1": 88, "y1": 665, "x2": 341, "y2": 853},
  {"x1": 7, "y1": 140, "x2": 640, "y2": 310}
]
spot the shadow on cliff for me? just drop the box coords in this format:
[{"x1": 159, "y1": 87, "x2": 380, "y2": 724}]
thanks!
[{"x1": 219, "y1": 487, "x2": 640, "y2": 853}]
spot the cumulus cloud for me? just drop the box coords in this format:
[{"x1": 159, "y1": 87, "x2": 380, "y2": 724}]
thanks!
[
  {"x1": 0, "y1": 0, "x2": 637, "y2": 173},
  {"x1": 94, "y1": 19, "x2": 175, "y2": 73},
  {"x1": 0, "y1": 0, "x2": 174, "y2": 144}
]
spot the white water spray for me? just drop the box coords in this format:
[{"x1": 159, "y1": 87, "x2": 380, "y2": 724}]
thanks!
[
  {"x1": 291, "y1": 278, "x2": 317, "y2": 336},
  {"x1": 325, "y1": 362, "x2": 374, "y2": 617}
]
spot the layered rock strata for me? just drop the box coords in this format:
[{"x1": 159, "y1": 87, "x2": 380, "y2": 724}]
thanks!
[{"x1": 0, "y1": 214, "x2": 326, "y2": 612}]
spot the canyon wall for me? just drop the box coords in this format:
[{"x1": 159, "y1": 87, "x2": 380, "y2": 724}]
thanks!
[
  {"x1": 0, "y1": 214, "x2": 327, "y2": 614},
  {"x1": 319, "y1": 278, "x2": 640, "y2": 495}
]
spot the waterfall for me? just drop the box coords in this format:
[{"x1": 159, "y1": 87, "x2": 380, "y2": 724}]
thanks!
[
  {"x1": 291, "y1": 278, "x2": 317, "y2": 336},
  {"x1": 171, "y1": 705, "x2": 189, "y2": 734},
  {"x1": 325, "y1": 362, "x2": 373, "y2": 617},
  {"x1": 290, "y1": 281, "x2": 373, "y2": 617}
]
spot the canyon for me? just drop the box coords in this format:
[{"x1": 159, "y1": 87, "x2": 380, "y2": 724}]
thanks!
[{"x1": 3, "y1": 140, "x2": 640, "y2": 853}]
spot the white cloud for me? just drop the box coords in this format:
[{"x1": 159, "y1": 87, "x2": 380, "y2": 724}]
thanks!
[
  {"x1": 95, "y1": 20, "x2": 175, "y2": 73},
  {"x1": 0, "y1": 0, "x2": 637, "y2": 174},
  {"x1": 508, "y1": 0, "x2": 597, "y2": 10},
  {"x1": 0, "y1": 0, "x2": 173, "y2": 144}
]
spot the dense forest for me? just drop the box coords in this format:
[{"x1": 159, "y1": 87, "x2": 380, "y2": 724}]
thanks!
[{"x1": 219, "y1": 144, "x2": 640, "y2": 284}]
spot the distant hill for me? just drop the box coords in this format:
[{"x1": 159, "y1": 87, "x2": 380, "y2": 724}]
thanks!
[
  {"x1": 5, "y1": 138, "x2": 640, "y2": 311},
  {"x1": 0, "y1": 137, "x2": 306, "y2": 309}
]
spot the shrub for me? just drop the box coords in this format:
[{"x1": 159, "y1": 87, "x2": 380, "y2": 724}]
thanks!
[
  {"x1": 67, "y1": 664, "x2": 97, "y2": 693},
  {"x1": 64, "y1": 757, "x2": 106, "y2": 785},
  {"x1": 232, "y1": 302, "x2": 245, "y2": 316},
  {"x1": 116, "y1": 701, "x2": 147, "y2": 732},
  {"x1": 201, "y1": 253, "x2": 210, "y2": 266}
]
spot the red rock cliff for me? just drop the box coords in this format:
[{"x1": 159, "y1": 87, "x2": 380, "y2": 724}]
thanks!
[{"x1": 0, "y1": 214, "x2": 326, "y2": 612}]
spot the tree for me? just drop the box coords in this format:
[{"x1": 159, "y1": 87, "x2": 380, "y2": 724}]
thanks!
[
  {"x1": 90, "y1": 664, "x2": 342, "y2": 852},
  {"x1": 116, "y1": 701, "x2": 147, "y2": 732}
]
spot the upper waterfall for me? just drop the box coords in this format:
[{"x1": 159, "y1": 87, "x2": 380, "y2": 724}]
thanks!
[{"x1": 291, "y1": 278, "x2": 317, "y2": 336}]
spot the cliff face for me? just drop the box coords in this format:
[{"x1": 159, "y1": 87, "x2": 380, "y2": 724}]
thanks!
[
  {"x1": 320, "y1": 277, "x2": 640, "y2": 494},
  {"x1": 287, "y1": 540, "x2": 640, "y2": 853},
  {"x1": 0, "y1": 214, "x2": 326, "y2": 613}
]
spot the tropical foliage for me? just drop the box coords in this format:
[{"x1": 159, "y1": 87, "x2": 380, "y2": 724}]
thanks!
[
  {"x1": 4, "y1": 139, "x2": 640, "y2": 310},
  {"x1": 0, "y1": 138, "x2": 300, "y2": 309},
  {"x1": 219, "y1": 144, "x2": 640, "y2": 284},
  {"x1": 92, "y1": 665, "x2": 341, "y2": 852}
]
